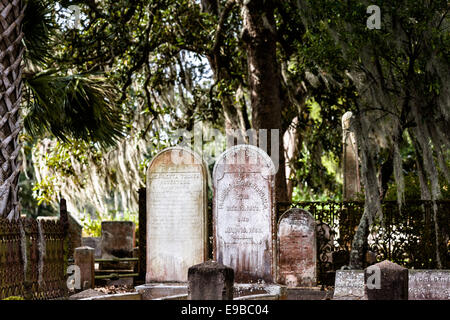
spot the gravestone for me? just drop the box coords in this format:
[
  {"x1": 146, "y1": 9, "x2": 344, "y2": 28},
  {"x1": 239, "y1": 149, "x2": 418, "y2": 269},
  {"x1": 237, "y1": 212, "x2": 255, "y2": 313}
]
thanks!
[
  {"x1": 74, "y1": 246, "x2": 95, "y2": 290},
  {"x1": 333, "y1": 270, "x2": 366, "y2": 300},
  {"x1": 277, "y1": 208, "x2": 317, "y2": 287},
  {"x1": 81, "y1": 237, "x2": 102, "y2": 258},
  {"x1": 408, "y1": 270, "x2": 450, "y2": 300},
  {"x1": 146, "y1": 147, "x2": 208, "y2": 283},
  {"x1": 101, "y1": 221, "x2": 135, "y2": 259},
  {"x1": 342, "y1": 111, "x2": 361, "y2": 200},
  {"x1": 213, "y1": 144, "x2": 276, "y2": 283},
  {"x1": 364, "y1": 260, "x2": 408, "y2": 300},
  {"x1": 100, "y1": 221, "x2": 135, "y2": 272},
  {"x1": 188, "y1": 260, "x2": 234, "y2": 300}
]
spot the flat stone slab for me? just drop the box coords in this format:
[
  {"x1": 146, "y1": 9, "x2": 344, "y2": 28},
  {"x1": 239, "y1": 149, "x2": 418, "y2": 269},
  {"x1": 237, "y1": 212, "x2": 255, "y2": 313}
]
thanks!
[
  {"x1": 286, "y1": 287, "x2": 333, "y2": 300},
  {"x1": 333, "y1": 270, "x2": 367, "y2": 300},
  {"x1": 135, "y1": 283, "x2": 188, "y2": 300},
  {"x1": 69, "y1": 289, "x2": 106, "y2": 300},
  {"x1": 233, "y1": 283, "x2": 287, "y2": 299},
  {"x1": 409, "y1": 270, "x2": 450, "y2": 300},
  {"x1": 81, "y1": 292, "x2": 142, "y2": 300}
]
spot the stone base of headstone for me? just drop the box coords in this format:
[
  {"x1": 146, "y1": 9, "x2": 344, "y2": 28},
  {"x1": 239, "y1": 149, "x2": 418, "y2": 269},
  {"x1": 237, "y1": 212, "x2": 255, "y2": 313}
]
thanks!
[
  {"x1": 69, "y1": 289, "x2": 106, "y2": 300},
  {"x1": 233, "y1": 283, "x2": 287, "y2": 300},
  {"x1": 365, "y1": 260, "x2": 408, "y2": 300},
  {"x1": 286, "y1": 287, "x2": 333, "y2": 300},
  {"x1": 104, "y1": 277, "x2": 134, "y2": 287},
  {"x1": 135, "y1": 283, "x2": 188, "y2": 300},
  {"x1": 188, "y1": 261, "x2": 234, "y2": 300},
  {"x1": 332, "y1": 270, "x2": 367, "y2": 300}
]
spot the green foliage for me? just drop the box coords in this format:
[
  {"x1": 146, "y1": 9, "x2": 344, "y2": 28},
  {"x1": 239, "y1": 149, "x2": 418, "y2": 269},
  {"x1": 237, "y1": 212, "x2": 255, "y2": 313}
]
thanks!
[
  {"x1": 3, "y1": 296, "x2": 25, "y2": 300},
  {"x1": 80, "y1": 210, "x2": 138, "y2": 237},
  {"x1": 24, "y1": 72, "x2": 125, "y2": 148}
]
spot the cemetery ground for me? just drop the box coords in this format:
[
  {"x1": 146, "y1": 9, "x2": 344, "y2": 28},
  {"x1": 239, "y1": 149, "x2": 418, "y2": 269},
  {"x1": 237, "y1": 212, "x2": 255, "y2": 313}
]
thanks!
[{"x1": 1, "y1": 146, "x2": 448, "y2": 304}]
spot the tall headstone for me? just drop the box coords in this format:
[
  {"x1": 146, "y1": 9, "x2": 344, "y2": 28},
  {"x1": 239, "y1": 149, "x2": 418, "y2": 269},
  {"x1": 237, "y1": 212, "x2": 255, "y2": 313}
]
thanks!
[
  {"x1": 342, "y1": 111, "x2": 361, "y2": 200},
  {"x1": 146, "y1": 147, "x2": 208, "y2": 283},
  {"x1": 213, "y1": 144, "x2": 276, "y2": 283},
  {"x1": 277, "y1": 208, "x2": 317, "y2": 287}
]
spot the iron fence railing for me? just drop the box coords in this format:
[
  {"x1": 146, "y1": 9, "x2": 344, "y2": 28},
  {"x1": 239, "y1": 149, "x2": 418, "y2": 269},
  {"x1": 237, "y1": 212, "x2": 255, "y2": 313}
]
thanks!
[
  {"x1": 277, "y1": 200, "x2": 450, "y2": 285},
  {"x1": 0, "y1": 202, "x2": 69, "y2": 300}
]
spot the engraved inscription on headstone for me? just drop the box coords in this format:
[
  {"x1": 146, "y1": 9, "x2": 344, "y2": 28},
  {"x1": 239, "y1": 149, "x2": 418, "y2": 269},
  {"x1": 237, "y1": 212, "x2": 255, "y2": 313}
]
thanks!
[
  {"x1": 333, "y1": 270, "x2": 367, "y2": 300},
  {"x1": 213, "y1": 145, "x2": 276, "y2": 283},
  {"x1": 409, "y1": 270, "x2": 450, "y2": 300},
  {"x1": 277, "y1": 208, "x2": 317, "y2": 287},
  {"x1": 146, "y1": 147, "x2": 208, "y2": 282}
]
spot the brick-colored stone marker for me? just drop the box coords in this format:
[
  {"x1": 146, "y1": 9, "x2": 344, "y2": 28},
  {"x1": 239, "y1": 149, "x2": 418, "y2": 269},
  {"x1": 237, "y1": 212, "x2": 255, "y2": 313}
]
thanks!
[
  {"x1": 188, "y1": 260, "x2": 234, "y2": 300},
  {"x1": 74, "y1": 246, "x2": 95, "y2": 290},
  {"x1": 364, "y1": 260, "x2": 408, "y2": 300}
]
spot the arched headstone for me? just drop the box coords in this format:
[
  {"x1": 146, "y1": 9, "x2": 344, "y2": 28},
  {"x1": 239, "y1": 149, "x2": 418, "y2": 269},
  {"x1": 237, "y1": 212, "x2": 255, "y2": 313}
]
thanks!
[
  {"x1": 277, "y1": 208, "x2": 317, "y2": 287},
  {"x1": 213, "y1": 144, "x2": 276, "y2": 283},
  {"x1": 146, "y1": 147, "x2": 208, "y2": 282}
]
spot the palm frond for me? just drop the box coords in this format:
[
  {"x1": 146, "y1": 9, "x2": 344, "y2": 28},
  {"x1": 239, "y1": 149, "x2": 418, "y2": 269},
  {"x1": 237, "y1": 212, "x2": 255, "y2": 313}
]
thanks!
[
  {"x1": 24, "y1": 71, "x2": 125, "y2": 147},
  {"x1": 23, "y1": 0, "x2": 58, "y2": 67}
]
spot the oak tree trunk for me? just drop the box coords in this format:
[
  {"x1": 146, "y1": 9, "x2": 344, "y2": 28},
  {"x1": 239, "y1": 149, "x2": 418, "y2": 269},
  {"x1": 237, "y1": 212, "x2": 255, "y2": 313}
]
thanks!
[{"x1": 241, "y1": 0, "x2": 288, "y2": 202}]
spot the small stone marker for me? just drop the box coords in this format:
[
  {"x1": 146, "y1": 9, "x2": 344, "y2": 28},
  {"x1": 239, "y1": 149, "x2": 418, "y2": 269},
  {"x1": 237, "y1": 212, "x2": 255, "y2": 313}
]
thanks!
[
  {"x1": 101, "y1": 221, "x2": 135, "y2": 258},
  {"x1": 409, "y1": 270, "x2": 450, "y2": 300},
  {"x1": 146, "y1": 147, "x2": 208, "y2": 282},
  {"x1": 364, "y1": 260, "x2": 408, "y2": 300},
  {"x1": 333, "y1": 270, "x2": 366, "y2": 300},
  {"x1": 188, "y1": 260, "x2": 234, "y2": 300},
  {"x1": 213, "y1": 145, "x2": 276, "y2": 283},
  {"x1": 74, "y1": 246, "x2": 95, "y2": 290},
  {"x1": 277, "y1": 208, "x2": 317, "y2": 287}
]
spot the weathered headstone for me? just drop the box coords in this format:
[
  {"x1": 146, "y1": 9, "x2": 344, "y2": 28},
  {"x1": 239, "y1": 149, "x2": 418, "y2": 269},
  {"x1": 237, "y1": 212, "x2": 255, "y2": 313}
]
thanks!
[
  {"x1": 364, "y1": 260, "x2": 408, "y2": 300},
  {"x1": 277, "y1": 208, "x2": 317, "y2": 287},
  {"x1": 342, "y1": 111, "x2": 361, "y2": 200},
  {"x1": 408, "y1": 270, "x2": 450, "y2": 300},
  {"x1": 188, "y1": 260, "x2": 234, "y2": 300},
  {"x1": 213, "y1": 144, "x2": 276, "y2": 283},
  {"x1": 101, "y1": 221, "x2": 135, "y2": 258},
  {"x1": 333, "y1": 270, "x2": 366, "y2": 300},
  {"x1": 81, "y1": 237, "x2": 102, "y2": 258},
  {"x1": 74, "y1": 246, "x2": 95, "y2": 290},
  {"x1": 68, "y1": 214, "x2": 83, "y2": 259},
  {"x1": 146, "y1": 147, "x2": 208, "y2": 283}
]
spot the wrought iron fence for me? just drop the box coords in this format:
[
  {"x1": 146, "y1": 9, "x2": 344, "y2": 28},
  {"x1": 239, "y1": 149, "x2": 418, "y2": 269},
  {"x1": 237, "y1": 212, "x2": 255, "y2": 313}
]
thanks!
[
  {"x1": 0, "y1": 209, "x2": 68, "y2": 300},
  {"x1": 277, "y1": 200, "x2": 449, "y2": 285}
]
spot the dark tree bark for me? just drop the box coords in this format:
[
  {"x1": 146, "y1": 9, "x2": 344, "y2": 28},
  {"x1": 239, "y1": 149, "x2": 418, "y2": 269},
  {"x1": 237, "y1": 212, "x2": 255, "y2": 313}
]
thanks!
[
  {"x1": 0, "y1": 0, "x2": 25, "y2": 220},
  {"x1": 241, "y1": 0, "x2": 288, "y2": 202}
]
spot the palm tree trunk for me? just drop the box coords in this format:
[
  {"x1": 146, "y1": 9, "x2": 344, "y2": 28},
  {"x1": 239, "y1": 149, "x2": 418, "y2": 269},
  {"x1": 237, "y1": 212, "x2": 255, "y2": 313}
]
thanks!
[{"x1": 0, "y1": 0, "x2": 25, "y2": 220}]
